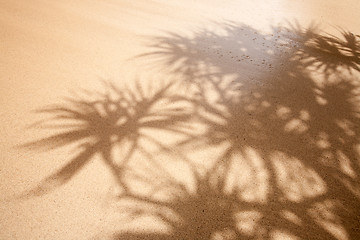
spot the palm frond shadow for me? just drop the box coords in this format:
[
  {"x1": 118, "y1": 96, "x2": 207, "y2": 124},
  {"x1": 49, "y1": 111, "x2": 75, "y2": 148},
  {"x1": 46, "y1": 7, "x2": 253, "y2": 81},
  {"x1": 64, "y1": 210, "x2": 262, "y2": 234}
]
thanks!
[
  {"x1": 21, "y1": 80, "x2": 194, "y2": 197},
  {"x1": 115, "y1": 21, "x2": 360, "y2": 239},
  {"x1": 21, "y1": 20, "x2": 360, "y2": 240},
  {"x1": 110, "y1": 150, "x2": 343, "y2": 240},
  {"x1": 300, "y1": 28, "x2": 360, "y2": 73},
  {"x1": 138, "y1": 21, "x2": 360, "y2": 81}
]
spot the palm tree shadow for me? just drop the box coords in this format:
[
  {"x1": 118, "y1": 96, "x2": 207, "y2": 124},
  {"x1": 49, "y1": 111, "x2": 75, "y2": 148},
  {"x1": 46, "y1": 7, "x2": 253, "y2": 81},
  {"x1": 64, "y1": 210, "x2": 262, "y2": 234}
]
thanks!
[
  {"x1": 126, "y1": 21, "x2": 360, "y2": 239},
  {"x1": 20, "y1": 79, "x2": 193, "y2": 197},
  {"x1": 20, "y1": 20, "x2": 360, "y2": 240}
]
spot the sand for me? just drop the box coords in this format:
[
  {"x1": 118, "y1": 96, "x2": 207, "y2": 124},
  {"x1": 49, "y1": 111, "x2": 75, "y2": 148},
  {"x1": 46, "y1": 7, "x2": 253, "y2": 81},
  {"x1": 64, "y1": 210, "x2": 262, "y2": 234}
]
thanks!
[{"x1": 1, "y1": 0, "x2": 360, "y2": 239}]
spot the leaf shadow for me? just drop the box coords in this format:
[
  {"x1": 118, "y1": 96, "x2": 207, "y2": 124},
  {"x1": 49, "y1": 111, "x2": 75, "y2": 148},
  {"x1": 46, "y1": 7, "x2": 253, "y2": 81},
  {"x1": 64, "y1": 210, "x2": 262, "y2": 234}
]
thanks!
[{"x1": 20, "y1": 79, "x2": 193, "y2": 197}]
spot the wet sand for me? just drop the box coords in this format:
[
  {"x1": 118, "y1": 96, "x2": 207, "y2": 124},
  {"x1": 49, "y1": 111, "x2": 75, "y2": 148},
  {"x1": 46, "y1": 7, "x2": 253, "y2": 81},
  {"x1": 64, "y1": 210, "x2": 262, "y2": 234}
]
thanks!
[{"x1": 1, "y1": 0, "x2": 360, "y2": 239}]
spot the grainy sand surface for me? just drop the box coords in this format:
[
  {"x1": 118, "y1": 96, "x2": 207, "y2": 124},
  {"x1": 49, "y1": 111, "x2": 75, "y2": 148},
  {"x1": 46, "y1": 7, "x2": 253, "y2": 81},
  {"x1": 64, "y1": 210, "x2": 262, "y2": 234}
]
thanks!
[{"x1": 1, "y1": 1, "x2": 360, "y2": 239}]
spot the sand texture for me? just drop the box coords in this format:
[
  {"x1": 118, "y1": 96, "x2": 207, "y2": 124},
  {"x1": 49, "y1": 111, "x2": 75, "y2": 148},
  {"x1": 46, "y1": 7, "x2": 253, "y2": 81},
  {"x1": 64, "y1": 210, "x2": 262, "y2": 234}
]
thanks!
[{"x1": 1, "y1": 0, "x2": 360, "y2": 239}]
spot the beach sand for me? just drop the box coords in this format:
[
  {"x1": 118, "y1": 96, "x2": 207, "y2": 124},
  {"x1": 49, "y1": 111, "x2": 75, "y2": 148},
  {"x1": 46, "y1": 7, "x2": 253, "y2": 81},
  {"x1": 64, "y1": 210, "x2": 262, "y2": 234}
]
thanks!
[{"x1": 1, "y1": 0, "x2": 360, "y2": 239}]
